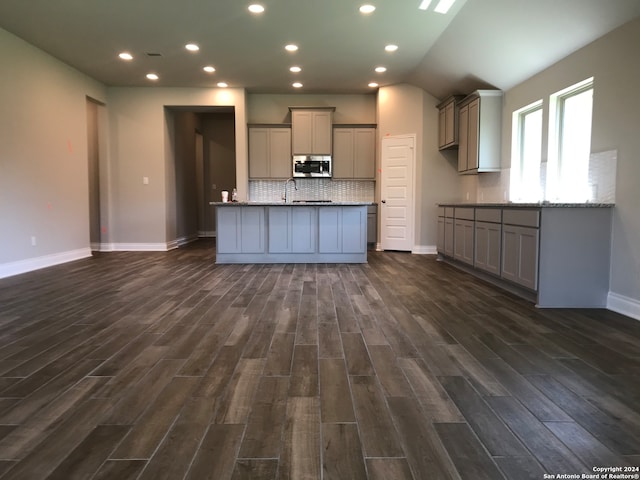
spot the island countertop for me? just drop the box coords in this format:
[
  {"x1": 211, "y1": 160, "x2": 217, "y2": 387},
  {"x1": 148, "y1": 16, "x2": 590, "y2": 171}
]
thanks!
[
  {"x1": 437, "y1": 202, "x2": 614, "y2": 208},
  {"x1": 210, "y1": 201, "x2": 375, "y2": 206}
]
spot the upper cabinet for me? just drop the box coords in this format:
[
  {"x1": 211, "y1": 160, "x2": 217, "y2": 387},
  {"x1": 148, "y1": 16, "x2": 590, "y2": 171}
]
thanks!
[
  {"x1": 457, "y1": 90, "x2": 502, "y2": 174},
  {"x1": 248, "y1": 125, "x2": 292, "y2": 179},
  {"x1": 437, "y1": 96, "x2": 463, "y2": 150},
  {"x1": 290, "y1": 107, "x2": 335, "y2": 155},
  {"x1": 333, "y1": 126, "x2": 376, "y2": 180}
]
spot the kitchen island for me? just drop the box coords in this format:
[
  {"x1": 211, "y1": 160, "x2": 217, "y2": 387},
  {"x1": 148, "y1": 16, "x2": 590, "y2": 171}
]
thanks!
[{"x1": 210, "y1": 201, "x2": 372, "y2": 264}]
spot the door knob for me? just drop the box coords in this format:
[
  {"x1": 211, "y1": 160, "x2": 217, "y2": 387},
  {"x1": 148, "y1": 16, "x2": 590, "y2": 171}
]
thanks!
[{"x1": 381, "y1": 200, "x2": 386, "y2": 203}]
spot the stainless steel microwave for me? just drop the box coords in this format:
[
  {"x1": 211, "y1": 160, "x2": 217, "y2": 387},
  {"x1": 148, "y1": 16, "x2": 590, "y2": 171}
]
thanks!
[{"x1": 293, "y1": 155, "x2": 332, "y2": 178}]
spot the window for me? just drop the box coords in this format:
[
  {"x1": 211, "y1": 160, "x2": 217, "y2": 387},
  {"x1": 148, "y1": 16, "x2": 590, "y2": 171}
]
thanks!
[
  {"x1": 547, "y1": 77, "x2": 594, "y2": 202},
  {"x1": 510, "y1": 100, "x2": 543, "y2": 202}
]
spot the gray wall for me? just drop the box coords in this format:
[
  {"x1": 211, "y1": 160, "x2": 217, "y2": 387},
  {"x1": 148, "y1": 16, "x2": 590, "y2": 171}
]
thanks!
[
  {"x1": 0, "y1": 28, "x2": 106, "y2": 275},
  {"x1": 498, "y1": 17, "x2": 640, "y2": 312}
]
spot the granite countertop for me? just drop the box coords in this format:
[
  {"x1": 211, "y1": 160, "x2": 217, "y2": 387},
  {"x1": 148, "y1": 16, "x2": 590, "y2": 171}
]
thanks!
[
  {"x1": 437, "y1": 202, "x2": 614, "y2": 208},
  {"x1": 210, "y1": 201, "x2": 375, "y2": 206}
]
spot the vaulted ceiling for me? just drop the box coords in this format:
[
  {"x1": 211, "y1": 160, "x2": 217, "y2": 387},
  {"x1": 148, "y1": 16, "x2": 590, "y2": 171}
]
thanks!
[{"x1": 1, "y1": 0, "x2": 639, "y2": 99}]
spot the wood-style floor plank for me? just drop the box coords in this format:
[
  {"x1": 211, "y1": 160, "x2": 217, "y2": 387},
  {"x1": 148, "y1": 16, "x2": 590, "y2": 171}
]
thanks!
[{"x1": 0, "y1": 241, "x2": 638, "y2": 479}]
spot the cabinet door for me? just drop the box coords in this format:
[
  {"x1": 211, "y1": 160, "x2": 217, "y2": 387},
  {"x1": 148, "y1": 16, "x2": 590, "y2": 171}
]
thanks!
[
  {"x1": 444, "y1": 217, "x2": 454, "y2": 257},
  {"x1": 312, "y1": 111, "x2": 332, "y2": 154},
  {"x1": 268, "y1": 207, "x2": 292, "y2": 253},
  {"x1": 458, "y1": 104, "x2": 469, "y2": 172},
  {"x1": 437, "y1": 216, "x2": 445, "y2": 253},
  {"x1": 291, "y1": 207, "x2": 316, "y2": 253},
  {"x1": 332, "y1": 128, "x2": 354, "y2": 178},
  {"x1": 216, "y1": 207, "x2": 241, "y2": 253},
  {"x1": 269, "y1": 128, "x2": 292, "y2": 178},
  {"x1": 467, "y1": 98, "x2": 480, "y2": 171},
  {"x1": 248, "y1": 128, "x2": 270, "y2": 178},
  {"x1": 475, "y1": 221, "x2": 501, "y2": 275},
  {"x1": 353, "y1": 128, "x2": 375, "y2": 179},
  {"x1": 292, "y1": 110, "x2": 313, "y2": 154},
  {"x1": 454, "y1": 219, "x2": 474, "y2": 265},
  {"x1": 342, "y1": 207, "x2": 367, "y2": 253},
  {"x1": 241, "y1": 207, "x2": 265, "y2": 253},
  {"x1": 502, "y1": 225, "x2": 539, "y2": 290},
  {"x1": 318, "y1": 207, "x2": 341, "y2": 253},
  {"x1": 438, "y1": 108, "x2": 447, "y2": 148},
  {"x1": 444, "y1": 101, "x2": 455, "y2": 146}
]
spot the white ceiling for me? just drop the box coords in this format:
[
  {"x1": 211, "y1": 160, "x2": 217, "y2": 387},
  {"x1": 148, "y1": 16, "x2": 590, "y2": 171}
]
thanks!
[{"x1": 1, "y1": 0, "x2": 639, "y2": 99}]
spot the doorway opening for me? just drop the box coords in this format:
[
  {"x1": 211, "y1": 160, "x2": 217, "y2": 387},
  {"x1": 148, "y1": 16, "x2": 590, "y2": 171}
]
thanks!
[{"x1": 167, "y1": 106, "x2": 236, "y2": 246}]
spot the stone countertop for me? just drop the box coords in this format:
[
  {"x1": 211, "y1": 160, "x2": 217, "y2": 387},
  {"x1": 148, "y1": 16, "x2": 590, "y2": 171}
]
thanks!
[
  {"x1": 210, "y1": 201, "x2": 375, "y2": 206},
  {"x1": 437, "y1": 202, "x2": 614, "y2": 208}
]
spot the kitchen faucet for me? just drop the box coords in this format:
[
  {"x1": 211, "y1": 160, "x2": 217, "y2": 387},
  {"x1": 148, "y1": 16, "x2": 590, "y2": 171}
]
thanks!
[{"x1": 282, "y1": 177, "x2": 297, "y2": 203}]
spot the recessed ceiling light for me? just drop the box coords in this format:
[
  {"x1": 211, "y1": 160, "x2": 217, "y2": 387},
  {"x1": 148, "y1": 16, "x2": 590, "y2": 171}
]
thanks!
[
  {"x1": 292, "y1": 82, "x2": 303, "y2": 88},
  {"x1": 359, "y1": 4, "x2": 376, "y2": 14},
  {"x1": 418, "y1": 0, "x2": 433, "y2": 10},
  {"x1": 185, "y1": 43, "x2": 200, "y2": 52},
  {"x1": 385, "y1": 44, "x2": 398, "y2": 52},
  {"x1": 203, "y1": 66, "x2": 215, "y2": 73},
  {"x1": 375, "y1": 66, "x2": 387, "y2": 73},
  {"x1": 434, "y1": 0, "x2": 455, "y2": 14},
  {"x1": 248, "y1": 4, "x2": 265, "y2": 13},
  {"x1": 146, "y1": 73, "x2": 159, "y2": 80},
  {"x1": 118, "y1": 52, "x2": 133, "y2": 61},
  {"x1": 289, "y1": 66, "x2": 302, "y2": 73},
  {"x1": 217, "y1": 82, "x2": 228, "y2": 88},
  {"x1": 285, "y1": 44, "x2": 298, "y2": 52},
  {"x1": 368, "y1": 82, "x2": 379, "y2": 88}
]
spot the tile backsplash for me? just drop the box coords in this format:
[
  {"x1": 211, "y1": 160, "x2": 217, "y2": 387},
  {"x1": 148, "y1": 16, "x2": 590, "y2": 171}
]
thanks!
[{"x1": 249, "y1": 178, "x2": 375, "y2": 202}]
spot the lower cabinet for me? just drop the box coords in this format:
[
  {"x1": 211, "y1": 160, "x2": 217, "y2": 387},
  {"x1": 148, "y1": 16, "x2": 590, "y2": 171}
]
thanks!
[
  {"x1": 453, "y1": 219, "x2": 474, "y2": 265},
  {"x1": 217, "y1": 206, "x2": 265, "y2": 254},
  {"x1": 501, "y1": 225, "x2": 539, "y2": 290},
  {"x1": 474, "y1": 221, "x2": 501, "y2": 276},
  {"x1": 268, "y1": 207, "x2": 316, "y2": 253},
  {"x1": 437, "y1": 204, "x2": 613, "y2": 307},
  {"x1": 453, "y1": 208, "x2": 474, "y2": 265},
  {"x1": 319, "y1": 206, "x2": 367, "y2": 253}
]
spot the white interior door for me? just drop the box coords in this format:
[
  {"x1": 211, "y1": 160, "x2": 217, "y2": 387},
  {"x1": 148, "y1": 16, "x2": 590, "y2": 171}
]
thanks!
[{"x1": 380, "y1": 135, "x2": 415, "y2": 251}]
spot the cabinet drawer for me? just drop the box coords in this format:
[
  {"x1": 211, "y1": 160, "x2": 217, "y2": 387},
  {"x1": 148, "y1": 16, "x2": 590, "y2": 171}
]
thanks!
[
  {"x1": 503, "y1": 209, "x2": 540, "y2": 228},
  {"x1": 475, "y1": 208, "x2": 501, "y2": 223},
  {"x1": 454, "y1": 207, "x2": 474, "y2": 221}
]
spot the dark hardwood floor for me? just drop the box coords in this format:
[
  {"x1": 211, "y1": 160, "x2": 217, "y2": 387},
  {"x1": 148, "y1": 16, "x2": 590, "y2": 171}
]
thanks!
[{"x1": 0, "y1": 239, "x2": 639, "y2": 479}]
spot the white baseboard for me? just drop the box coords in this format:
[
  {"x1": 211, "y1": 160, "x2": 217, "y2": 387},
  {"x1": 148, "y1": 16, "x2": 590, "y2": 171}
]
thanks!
[
  {"x1": 198, "y1": 230, "x2": 216, "y2": 238},
  {"x1": 0, "y1": 248, "x2": 92, "y2": 279},
  {"x1": 412, "y1": 245, "x2": 438, "y2": 255},
  {"x1": 104, "y1": 243, "x2": 171, "y2": 252},
  {"x1": 607, "y1": 292, "x2": 640, "y2": 322},
  {"x1": 176, "y1": 235, "x2": 199, "y2": 248}
]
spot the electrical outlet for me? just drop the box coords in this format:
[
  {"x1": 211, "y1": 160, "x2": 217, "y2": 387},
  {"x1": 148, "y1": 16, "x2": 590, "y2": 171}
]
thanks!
[
  {"x1": 31, "y1": 236, "x2": 36, "y2": 246},
  {"x1": 212, "y1": 184, "x2": 217, "y2": 190},
  {"x1": 143, "y1": 176, "x2": 149, "y2": 185}
]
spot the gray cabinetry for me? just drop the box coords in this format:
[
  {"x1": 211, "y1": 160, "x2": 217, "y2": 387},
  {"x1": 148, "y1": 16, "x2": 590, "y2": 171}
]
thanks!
[
  {"x1": 501, "y1": 209, "x2": 539, "y2": 291},
  {"x1": 319, "y1": 206, "x2": 367, "y2": 254},
  {"x1": 474, "y1": 208, "x2": 502, "y2": 276},
  {"x1": 437, "y1": 96, "x2": 462, "y2": 150},
  {"x1": 217, "y1": 206, "x2": 265, "y2": 254},
  {"x1": 457, "y1": 90, "x2": 502, "y2": 174},
  {"x1": 333, "y1": 127, "x2": 376, "y2": 179},
  {"x1": 248, "y1": 126, "x2": 291, "y2": 179},
  {"x1": 437, "y1": 203, "x2": 612, "y2": 307},
  {"x1": 453, "y1": 208, "x2": 474, "y2": 265},
  {"x1": 367, "y1": 204, "x2": 377, "y2": 245},
  {"x1": 290, "y1": 107, "x2": 334, "y2": 155},
  {"x1": 268, "y1": 206, "x2": 316, "y2": 253}
]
